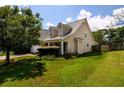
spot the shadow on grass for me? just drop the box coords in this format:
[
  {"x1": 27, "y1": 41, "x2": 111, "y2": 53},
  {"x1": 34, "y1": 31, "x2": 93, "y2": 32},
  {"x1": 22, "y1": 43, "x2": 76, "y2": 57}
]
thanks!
[
  {"x1": 0, "y1": 58, "x2": 46, "y2": 84},
  {"x1": 76, "y1": 52, "x2": 102, "y2": 58},
  {"x1": 60, "y1": 52, "x2": 102, "y2": 60}
]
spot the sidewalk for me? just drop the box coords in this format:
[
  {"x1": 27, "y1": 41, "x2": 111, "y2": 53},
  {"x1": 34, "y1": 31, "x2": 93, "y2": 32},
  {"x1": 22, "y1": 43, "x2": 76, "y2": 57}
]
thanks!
[{"x1": 0, "y1": 54, "x2": 34, "y2": 60}]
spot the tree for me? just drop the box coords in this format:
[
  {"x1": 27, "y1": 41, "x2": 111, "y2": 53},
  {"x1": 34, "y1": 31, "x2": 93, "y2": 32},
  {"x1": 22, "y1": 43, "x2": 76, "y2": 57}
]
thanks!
[
  {"x1": 0, "y1": 6, "x2": 42, "y2": 64},
  {"x1": 113, "y1": 8, "x2": 124, "y2": 24},
  {"x1": 106, "y1": 27, "x2": 124, "y2": 44},
  {"x1": 107, "y1": 28, "x2": 117, "y2": 43},
  {"x1": 117, "y1": 27, "x2": 124, "y2": 41},
  {"x1": 92, "y1": 30, "x2": 104, "y2": 44}
]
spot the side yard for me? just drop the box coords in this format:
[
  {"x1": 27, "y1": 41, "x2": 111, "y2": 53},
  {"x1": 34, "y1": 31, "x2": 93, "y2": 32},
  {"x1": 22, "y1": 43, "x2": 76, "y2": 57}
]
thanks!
[{"x1": 0, "y1": 51, "x2": 124, "y2": 86}]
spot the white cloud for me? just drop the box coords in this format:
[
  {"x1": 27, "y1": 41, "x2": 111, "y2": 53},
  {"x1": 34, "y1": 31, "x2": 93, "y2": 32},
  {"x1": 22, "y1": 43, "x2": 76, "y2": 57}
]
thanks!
[
  {"x1": 61, "y1": 22, "x2": 66, "y2": 24},
  {"x1": 46, "y1": 22, "x2": 54, "y2": 27},
  {"x1": 88, "y1": 15, "x2": 115, "y2": 31},
  {"x1": 77, "y1": 9, "x2": 92, "y2": 20},
  {"x1": 66, "y1": 17, "x2": 73, "y2": 23},
  {"x1": 46, "y1": 8, "x2": 123, "y2": 31},
  {"x1": 113, "y1": 7, "x2": 124, "y2": 23},
  {"x1": 77, "y1": 9, "x2": 116, "y2": 31},
  {"x1": 113, "y1": 7, "x2": 124, "y2": 15}
]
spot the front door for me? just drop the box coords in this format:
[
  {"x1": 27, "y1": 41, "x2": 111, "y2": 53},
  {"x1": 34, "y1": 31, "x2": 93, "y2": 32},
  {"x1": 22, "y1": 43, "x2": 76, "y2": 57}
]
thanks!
[
  {"x1": 64, "y1": 42, "x2": 68, "y2": 54},
  {"x1": 74, "y1": 39, "x2": 83, "y2": 54},
  {"x1": 74, "y1": 39, "x2": 78, "y2": 54}
]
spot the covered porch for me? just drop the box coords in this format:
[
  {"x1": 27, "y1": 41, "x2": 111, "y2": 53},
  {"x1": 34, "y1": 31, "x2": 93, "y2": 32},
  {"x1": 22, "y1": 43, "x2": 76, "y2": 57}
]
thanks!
[{"x1": 43, "y1": 38, "x2": 68, "y2": 55}]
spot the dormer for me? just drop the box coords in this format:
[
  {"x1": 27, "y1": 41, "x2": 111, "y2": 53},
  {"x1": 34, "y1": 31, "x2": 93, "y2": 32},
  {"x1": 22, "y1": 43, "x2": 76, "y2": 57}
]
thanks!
[
  {"x1": 49, "y1": 26, "x2": 59, "y2": 38},
  {"x1": 57, "y1": 23, "x2": 72, "y2": 37}
]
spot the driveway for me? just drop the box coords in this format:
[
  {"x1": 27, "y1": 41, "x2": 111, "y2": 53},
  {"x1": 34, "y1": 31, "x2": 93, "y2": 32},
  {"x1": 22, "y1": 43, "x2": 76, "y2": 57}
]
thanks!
[{"x1": 0, "y1": 54, "x2": 34, "y2": 60}]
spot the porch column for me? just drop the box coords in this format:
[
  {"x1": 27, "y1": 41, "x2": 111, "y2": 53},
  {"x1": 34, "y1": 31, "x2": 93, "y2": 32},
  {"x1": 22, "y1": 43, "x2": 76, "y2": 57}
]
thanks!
[
  {"x1": 48, "y1": 42, "x2": 50, "y2": 46},
  {"x1": 77, "y1": 39, "x2": 79, "y2": 54},
  {"x1": 61, "y1": 40, "x2": 64, "y2": 55}
]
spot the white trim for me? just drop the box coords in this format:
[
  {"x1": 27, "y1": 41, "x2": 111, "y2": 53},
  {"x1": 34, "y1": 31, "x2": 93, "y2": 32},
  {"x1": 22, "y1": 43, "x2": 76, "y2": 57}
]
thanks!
[
  {"x1": 61, "y1": 40, "x2": 64, "y2": 55},
  {"x1": 67, "y1": 42, "x2": 69, "y2": 53},
  {"x1": 77, "y1": 39, "x2": 79, "y2": 54},
  {"x1": 48, "y1": 42, "x2": 50, "y2": 46},
  {"x1": 85, "y1": 32, "x2": 87, "y2": 38},
  {"x1": 62, "y1": 25, "x2": 63, "y2": 36}
]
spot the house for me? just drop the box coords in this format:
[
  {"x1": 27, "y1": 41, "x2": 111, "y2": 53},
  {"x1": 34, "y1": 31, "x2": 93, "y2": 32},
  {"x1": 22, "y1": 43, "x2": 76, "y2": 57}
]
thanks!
[{"x1": 31, "y1": 18, "x2": 96, "y2": 55}]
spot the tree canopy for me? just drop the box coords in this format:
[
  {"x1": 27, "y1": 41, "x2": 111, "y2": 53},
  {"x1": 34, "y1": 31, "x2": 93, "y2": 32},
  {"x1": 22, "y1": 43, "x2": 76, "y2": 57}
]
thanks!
[
  {"x1": 0, "y1": 6, "x2": 42, "y2": 64},
  {"x1": 93, "y1": 26, "x2": 124, "y2": 44}
]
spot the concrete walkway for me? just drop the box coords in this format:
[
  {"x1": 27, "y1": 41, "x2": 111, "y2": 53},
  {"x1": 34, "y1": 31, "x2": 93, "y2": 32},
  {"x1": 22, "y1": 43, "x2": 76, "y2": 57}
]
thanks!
[{"x1": 0, "y1": 54, "x2": 34, "y2": 60}]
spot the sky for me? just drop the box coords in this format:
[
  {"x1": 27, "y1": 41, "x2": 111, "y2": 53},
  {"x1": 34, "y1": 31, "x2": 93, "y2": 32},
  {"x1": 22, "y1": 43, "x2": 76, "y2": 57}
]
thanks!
[{"x1": 27, "y1": 5, "x2": 124, "y2": 31}]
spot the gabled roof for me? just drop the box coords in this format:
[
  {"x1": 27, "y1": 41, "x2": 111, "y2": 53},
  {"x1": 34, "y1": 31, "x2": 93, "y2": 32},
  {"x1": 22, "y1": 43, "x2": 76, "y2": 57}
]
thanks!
[
  {"x1": 65, "y1": 18, "x2": 86, "y2": 37},
  {"x1": 57, "y1": 23, "x2": 72, "y2": 29},
  {"x1": 40, "y1": 29, "x2": 50, "y2": 40},
  {"x1": 44, "y1": 18, "x2": 90, "y2": 41},
  {"x1": 49, "y1": 26, "x2": 58, "y2": 30}
]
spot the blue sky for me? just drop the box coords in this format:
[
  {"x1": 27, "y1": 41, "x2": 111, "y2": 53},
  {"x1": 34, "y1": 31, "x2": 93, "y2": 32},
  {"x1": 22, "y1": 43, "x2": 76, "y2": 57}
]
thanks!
[{"x1": 28, "y1": 5, "x2": 124, "y2": 30}]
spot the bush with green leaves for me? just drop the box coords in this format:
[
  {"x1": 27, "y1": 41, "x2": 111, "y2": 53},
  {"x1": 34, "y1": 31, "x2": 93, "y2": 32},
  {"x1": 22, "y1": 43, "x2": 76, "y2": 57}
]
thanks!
[
  {"x1": 41, "y1": 55, "x2": 56, "y2": 61},
  {"x1": 38, "y1": 48, "x2": 60, "y2": 57}
]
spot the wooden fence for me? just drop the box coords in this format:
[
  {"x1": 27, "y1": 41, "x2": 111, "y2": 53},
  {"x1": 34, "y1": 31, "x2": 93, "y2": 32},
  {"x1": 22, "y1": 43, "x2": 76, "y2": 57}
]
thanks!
[
  {"x1": 92, "y1": 42, "x2": 124, "y2": 52},
  {"x1": 110, "y1": 42, "x2": 124, "y2": 50},
  {"x1": 101, "y1": 45, "x2": 110, "y2": 51},
  {"x1": 92, "y1": 45, "x2": 101, "y2": 52}
]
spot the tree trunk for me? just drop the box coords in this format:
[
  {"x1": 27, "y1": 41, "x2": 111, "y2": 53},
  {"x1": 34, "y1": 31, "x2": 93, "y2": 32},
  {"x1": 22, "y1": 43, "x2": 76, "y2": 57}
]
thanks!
[{"x1": 6, "y1": 48, "x2": 10, "y2": 64}]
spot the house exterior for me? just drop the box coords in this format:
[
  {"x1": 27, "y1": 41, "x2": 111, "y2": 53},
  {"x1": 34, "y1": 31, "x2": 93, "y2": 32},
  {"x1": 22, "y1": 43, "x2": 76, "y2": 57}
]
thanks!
[{"x1": 31, "y1": 18, "x2": 96, "y2": 55}]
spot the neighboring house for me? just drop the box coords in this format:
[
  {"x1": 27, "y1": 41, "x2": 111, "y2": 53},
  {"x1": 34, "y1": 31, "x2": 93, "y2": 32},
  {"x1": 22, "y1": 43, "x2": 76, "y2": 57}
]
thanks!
[
  {"x1": 31, "y1": 29, "x2": 50, "y2": 53},
  {"x1": 31, "y1": 18, "x2": 96, "y2": 55}
]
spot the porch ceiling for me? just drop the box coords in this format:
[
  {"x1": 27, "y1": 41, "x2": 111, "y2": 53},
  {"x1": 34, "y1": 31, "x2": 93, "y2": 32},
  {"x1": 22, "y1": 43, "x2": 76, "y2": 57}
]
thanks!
[
  {"x1": 44, "y1": 36, "x2": 64, "y2": 42},
  {"x1": 41, "y1": 46, "x2": 60, "y2": 48}
]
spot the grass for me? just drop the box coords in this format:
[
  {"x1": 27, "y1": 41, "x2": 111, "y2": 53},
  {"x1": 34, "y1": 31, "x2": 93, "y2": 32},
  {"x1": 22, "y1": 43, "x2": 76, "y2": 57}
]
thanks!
[
  {"x1": 0, "y1": 52, "x2": 14, "y2": 56},
  {"x1": 0, "y1": 50, "x2": 124, "y2": 86},
  {"x1": 0, "y1": 52, "x2": 6, "y2": 56}
]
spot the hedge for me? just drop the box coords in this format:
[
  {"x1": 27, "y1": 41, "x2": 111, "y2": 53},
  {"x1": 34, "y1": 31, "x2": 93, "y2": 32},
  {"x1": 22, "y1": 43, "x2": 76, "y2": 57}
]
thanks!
[{"x1": 38, "y1": 47, "x2": 60, "y2": 56}]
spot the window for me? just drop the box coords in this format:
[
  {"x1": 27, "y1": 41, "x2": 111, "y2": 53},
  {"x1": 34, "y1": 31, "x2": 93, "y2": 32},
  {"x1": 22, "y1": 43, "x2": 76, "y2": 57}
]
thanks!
[
  {"x1": 87, "y1": 43, "x2": 89, "y2": 47},
  {"x1": 85, "y1": 32, "x2": 87, "y2": 38},
  {"x1": 44, "y1": 43, "x2": 48, "y2": 46}
]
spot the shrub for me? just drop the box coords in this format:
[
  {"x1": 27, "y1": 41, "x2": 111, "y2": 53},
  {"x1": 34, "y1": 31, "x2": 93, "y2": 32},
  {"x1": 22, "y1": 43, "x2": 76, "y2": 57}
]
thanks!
[
  {"x1": 41, "y1": 55, "x2": 56, "y2": 61},
  {"x1": 56, "y1": 57, "x2": 66, "y2": 60},
  {"x1": 38, "y1": 47, "x2": 60, "y2": 56},
  {"x1": 57, "y1": 54, "x2": 76, "y2": 59},
  {"x1": 35, "y1": 62, "x2": 46, "y2": 72}
]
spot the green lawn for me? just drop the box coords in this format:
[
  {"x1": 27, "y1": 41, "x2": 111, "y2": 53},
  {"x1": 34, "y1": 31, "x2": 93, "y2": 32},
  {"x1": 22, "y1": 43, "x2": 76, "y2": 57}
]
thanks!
[
  {"x1": 0, "y1": 52, "x2": 14, "y2": 56},
  {"x1": 0, "y1": 52, "x2": 6, "y2": 56},
  {"x1": 0, "y1": 51, "x2": 124, "y2": 86}
]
